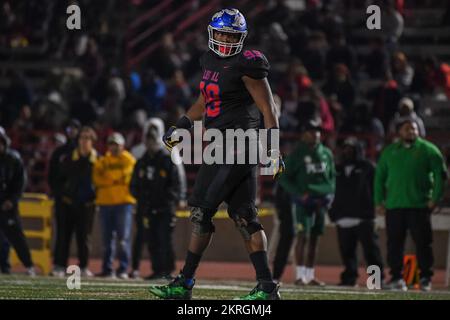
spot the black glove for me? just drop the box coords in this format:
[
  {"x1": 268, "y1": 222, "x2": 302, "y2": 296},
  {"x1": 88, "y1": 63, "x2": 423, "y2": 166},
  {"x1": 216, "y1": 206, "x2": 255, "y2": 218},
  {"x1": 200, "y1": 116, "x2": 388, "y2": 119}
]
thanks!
[
  {"x1": 162, "y1": 126, "x2": 179, "y2": 152},
  {"x1": 269, "y1": 149, "x2": 285, "y2": 179},
  {"x1": 265, "y1": 127, "x2": 285, "y2": 179},
  {"x1": 162, "y1": 115, "x2": 193, "y2": 152}
]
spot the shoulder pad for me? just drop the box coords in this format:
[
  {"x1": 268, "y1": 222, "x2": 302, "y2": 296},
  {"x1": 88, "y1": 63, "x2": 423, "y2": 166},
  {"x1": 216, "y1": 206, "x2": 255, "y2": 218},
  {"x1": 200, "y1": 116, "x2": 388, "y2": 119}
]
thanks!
[{"x1": 238, "y1": 49, "x2": 270, "y2": 79}]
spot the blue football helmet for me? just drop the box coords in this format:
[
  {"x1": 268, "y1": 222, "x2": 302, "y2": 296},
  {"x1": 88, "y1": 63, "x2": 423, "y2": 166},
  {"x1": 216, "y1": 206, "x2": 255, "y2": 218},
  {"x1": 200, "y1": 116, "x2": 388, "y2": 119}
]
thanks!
[{"x1": 208, "y1": 8, "x2": 248, "y2": 58}]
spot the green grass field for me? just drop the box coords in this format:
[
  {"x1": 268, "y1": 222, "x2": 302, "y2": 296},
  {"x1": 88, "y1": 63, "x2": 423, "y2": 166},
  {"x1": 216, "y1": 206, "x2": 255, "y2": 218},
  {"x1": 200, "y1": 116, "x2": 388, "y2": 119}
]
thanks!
[{"x1": 0, "y1": 275, "x2": 449, "y2": 300}]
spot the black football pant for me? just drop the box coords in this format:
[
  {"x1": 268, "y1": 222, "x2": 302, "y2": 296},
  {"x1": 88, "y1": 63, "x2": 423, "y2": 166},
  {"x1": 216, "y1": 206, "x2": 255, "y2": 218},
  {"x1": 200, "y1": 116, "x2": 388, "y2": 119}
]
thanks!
[
  {"x1": 386, "y1": 208, "x2": 433, "y2": 280},
  {"x1": 188, "y1": 134, "x2": 259, "y2": 216},
  {"x1": 188, "y1": 162, "x2": 258, "y2": 220}
]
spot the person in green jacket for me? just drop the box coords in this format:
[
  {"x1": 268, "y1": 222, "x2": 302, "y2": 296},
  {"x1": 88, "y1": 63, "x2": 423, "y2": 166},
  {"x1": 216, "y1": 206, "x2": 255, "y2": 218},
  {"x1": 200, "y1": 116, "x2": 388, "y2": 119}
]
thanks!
[
  {"x1": 279, "y1": 119, "x2": 335, "y2": 286},
  {"x1": 375, "y1": 119, "x2": 448, "y2": 292}
]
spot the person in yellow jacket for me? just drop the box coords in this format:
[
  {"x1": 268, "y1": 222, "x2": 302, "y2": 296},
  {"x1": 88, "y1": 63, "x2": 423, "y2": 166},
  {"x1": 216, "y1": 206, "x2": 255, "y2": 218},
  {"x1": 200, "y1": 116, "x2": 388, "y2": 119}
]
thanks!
[{"x1": 93, "y1": 132, "x2": 136, "y2": 279}]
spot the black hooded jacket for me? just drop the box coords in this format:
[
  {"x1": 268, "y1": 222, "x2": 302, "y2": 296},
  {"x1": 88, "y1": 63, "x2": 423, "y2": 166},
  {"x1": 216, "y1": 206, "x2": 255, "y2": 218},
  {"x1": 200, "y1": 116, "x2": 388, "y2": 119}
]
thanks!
[
  {"x1": 329, "y1": 142, "x2": 375, "y2": 221},
  {"x1": 130, "y1": 149, "x2": 184, "y2": 214}
]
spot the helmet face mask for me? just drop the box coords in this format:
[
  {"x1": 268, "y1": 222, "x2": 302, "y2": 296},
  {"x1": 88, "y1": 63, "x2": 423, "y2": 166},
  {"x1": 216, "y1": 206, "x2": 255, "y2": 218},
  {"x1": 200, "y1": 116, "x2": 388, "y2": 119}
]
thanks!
[{"x1": 208, "y1": 8, "x2": 247, "y2": 58}]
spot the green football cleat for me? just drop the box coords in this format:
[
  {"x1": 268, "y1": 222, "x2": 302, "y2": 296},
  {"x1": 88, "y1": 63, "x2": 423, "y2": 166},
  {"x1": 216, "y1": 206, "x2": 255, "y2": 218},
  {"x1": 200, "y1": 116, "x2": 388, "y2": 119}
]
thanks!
[
  {"x1": 236, "y1": 283, "x2": 281, "y2": 300},
  {"x1": 148, "y1": 273, "x2": 194, "y2": 300}
]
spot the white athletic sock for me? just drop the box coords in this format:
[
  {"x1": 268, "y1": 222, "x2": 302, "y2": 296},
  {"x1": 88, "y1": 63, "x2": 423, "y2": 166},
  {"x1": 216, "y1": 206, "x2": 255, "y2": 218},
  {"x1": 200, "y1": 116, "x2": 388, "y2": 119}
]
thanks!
[
  {"x1": 296, "y1": 266, "x2": 306, "y2": 281},
  {"x1": 305, "y1": 268, "x2": 315, "y2": 283}
]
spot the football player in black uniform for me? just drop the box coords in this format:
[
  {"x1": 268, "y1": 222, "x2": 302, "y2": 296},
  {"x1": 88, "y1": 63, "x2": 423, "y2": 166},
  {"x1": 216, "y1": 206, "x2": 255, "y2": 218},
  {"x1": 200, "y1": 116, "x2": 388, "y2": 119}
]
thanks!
[{"x1": 149, "y1": 8, "x2": 284, "y2": 300}]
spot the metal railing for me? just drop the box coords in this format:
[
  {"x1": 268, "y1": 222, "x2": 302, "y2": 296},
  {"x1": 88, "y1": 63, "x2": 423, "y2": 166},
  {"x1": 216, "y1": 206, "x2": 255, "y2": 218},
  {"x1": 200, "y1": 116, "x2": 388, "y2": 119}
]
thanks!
[
  {"x1": 125, "y1": 0, "x2": 260, "y2": 71},
  {"x1": 126, "y1": 0, "x2": 203, "y2": 70}
]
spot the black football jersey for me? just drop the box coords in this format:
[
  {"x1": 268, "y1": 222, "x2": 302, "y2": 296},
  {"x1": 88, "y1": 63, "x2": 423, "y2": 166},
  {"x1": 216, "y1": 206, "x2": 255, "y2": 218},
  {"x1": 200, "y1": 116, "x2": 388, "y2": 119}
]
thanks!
[{"x1": 199, "y1": 49, "x2": 270, "y2": 130}]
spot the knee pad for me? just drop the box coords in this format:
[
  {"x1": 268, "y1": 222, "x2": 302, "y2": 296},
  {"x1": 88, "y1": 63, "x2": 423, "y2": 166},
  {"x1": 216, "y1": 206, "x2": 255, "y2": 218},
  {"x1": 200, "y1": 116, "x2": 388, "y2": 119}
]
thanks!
[
  {"x1": 190, "y1": 207, "x2": 215, "y2": 235},
  {"x1": 229, "y1": 206, "x2": 263, "y2": 240}
]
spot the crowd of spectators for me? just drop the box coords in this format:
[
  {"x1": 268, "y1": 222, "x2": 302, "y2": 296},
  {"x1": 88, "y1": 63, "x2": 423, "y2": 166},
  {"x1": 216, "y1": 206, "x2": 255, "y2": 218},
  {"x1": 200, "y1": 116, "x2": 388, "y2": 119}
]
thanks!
[{"x1": 0, "y1": 0, "x2": 450, "y2": 191}]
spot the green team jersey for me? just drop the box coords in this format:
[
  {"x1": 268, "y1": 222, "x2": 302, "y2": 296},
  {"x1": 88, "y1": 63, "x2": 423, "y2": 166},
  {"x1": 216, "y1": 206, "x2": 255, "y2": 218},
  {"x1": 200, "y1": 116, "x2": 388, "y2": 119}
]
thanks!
[
  {"x1": 279, "y1": 142, "x2": 335, "y2": 196},
  {"x1": 374, "y1": 137, "x2": 448, "y2": 209}
]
